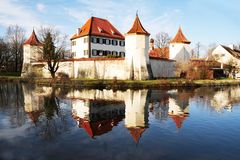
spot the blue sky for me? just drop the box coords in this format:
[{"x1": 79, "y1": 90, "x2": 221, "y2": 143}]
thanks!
[{"x1": 0, "y1": 0, "x2": 239, "y2": 51}]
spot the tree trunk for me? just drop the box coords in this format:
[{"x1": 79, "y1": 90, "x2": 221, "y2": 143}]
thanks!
[
  {"x1": 50, "y1": 71, "x2": 55, "y2": 79},
  {"x1": 15, "y1": 55, "x2": 18, "y2": 72}
]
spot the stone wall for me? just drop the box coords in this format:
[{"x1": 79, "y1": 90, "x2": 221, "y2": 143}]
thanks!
[
  {"x1": 74, "y1": 58, "x2": 126, "y2": 79},
  {"x1": 150, "y1": 58, "x2": 175, "y2": 78},
  {"x1": 23, "y1": 58, "x2": 175, "y2": 79}
]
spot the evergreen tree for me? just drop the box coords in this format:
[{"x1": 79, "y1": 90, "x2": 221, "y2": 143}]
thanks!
[{"x1": 41, "y1": 28, "x2": 66, "y2": 78}]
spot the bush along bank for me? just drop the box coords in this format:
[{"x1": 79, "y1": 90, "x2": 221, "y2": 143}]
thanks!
[{"x1": 0, "y1": 76, "x2": 240, "y2": 89}]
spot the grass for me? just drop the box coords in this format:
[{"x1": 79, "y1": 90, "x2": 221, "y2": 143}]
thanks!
[
  {"x1": 0, "y1": 72, "x2": 21, "y2": 77},
  {"x1": 0, "y1": 74, "x2": 240, "y2": 89}
]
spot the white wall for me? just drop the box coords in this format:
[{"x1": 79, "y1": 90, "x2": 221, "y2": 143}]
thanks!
[
  {"x1": 150, "y1": 59, "x2": 175, "y2": 78},
  {"x1": 74, "y1": 59, "x2": 127, "y2": 79},
  {"x1": 72, "y1": 36, "x2": 125, "y2": 58},
  {"x1": 125, "y1": 34, "x2": 149, "y2": 80},
  {"x1": 124, "y1": 89, "x2": 149, "y2": 128},
  {"x1": 91, "y1": 37, "x2": 125, "y2": 56},
  {"x1": 169, "y1": 43, "x2": 192, "y2": 60},
  {"x1": 72, "y1": 36, "x2": 89, "y2": 58},
  {"x1": 212, "y1": 45, "x2": 240, "y2": 68}
]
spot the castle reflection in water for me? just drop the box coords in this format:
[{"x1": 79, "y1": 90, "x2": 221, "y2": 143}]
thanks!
[{"x1": 1, "y1": 83, "x2": 240, "y2": 142}]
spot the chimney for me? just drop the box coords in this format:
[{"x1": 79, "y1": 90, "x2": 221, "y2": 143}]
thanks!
[
  {"x1": 76, "y1": 28, "x2": 81, "y2": 35},
  {"x1": 228, "y1": 44, "x2": 234, "y2": 50},
  {"x1": 149, "y1": 38, "x2": 154, "y2": 50}
]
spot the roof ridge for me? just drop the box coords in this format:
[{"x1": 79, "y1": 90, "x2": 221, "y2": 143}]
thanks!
[
  {"x1": 71, "y1": 17, "x2": 125, "y2": 40},
  {"x1": 127, "y1": 15, "x2": 150, "y2": 36},
  {"x1": 170, "y1": 27, "x2": 191, "y2": 44},
  {"x1": 24, "y1": 30, "x2": 42, "y2": 46}
]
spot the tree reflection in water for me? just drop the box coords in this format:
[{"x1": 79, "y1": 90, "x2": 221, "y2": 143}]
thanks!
[{"x1": 33, "y1": 87, "x2": 71, "y2": 140}]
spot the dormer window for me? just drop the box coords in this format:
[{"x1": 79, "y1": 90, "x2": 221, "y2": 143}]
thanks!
[
  {"x1": 111, "y1": 29, "x2": 115, "y2": 35},
  {"x1": 97, "y1": 27, "x2": 103, "y2": 33}
]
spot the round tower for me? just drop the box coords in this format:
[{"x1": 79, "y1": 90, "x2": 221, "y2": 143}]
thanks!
[
  {"x1": 125, "y1": 14, "x2": 150, "y2": 80},
  {"x1": 21, "y1": 30, "x2": 43, "y2": 77},
  {"x1": 169, "y1": 27, "x2": 191, "y2": 61}
]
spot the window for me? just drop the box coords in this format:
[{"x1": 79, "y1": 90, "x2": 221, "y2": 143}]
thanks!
[
  {"x1": 71, "y1": 41, "x2": 76, "y2": 46},
  {"x1": 107, "y1": 51, "x2": 111, "y2": 55},
  {"x1": 112, "y1": 51, "x2": 118, "y2": 56},
  {"x1": 120, "y1": 41, "x2": 125, "y2": 46},
  {"x1": 112, "y1": 40, "x2": 118, "y2": 46},
  {"x1": 106, "y1": 39, "x2": 110, "y2": 45},
  {"x1": 92, "y1": 49, "x2": 97, "y2": 56},
  {"x1": 99, "y1": 38, "x2": 103, "y2": 44},
  {"x1": 84, "y1": 50, "x2": 88, "y2": 55},
  {"x1": 72, "y1": 52, "x2": 76, "y2": 57},
  {"x1": 103, "y1": 39, "x2": 106, "y2": 44},
  {"x1": 84, "y1": 37, "x2": 88, "y2": 43},
  {"x1": 120, "y1": 52, "x2": 125, "y2": 57},
  {"x1": 91, "y1": 37, "x2": 97, "y2": 43},
  {"x1": 98, "y1": 50, "x2": 103, "y2": 56}
]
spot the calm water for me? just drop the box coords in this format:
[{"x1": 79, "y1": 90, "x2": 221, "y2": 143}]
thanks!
[{"x1": 0, "y1": 83, "x2": 240, "y2": 160}]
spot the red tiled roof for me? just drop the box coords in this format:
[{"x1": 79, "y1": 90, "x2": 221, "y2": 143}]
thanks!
[
  {"x1": 71, "y1": 17, "x2": 125, "y2": 40},
  {"x1": 24, "y1": 30, "x2": 42, "y2": 46},
  {"x1": 149, "y1": 47, "x2": 170, "y2": 59},
  {"x1": 170, "y1": 27, "x2": 191, "y2": 44},
  {"x1": 221, "y1": 45, "x2": 240, "y2": 60},
  {"x1": 127, "y1": 15, "x2": 150, "y2": 36},
  {"x1": 170, "y1": 115, "x2": 187, "y2": 129},
  {"x1": 78, "y1": 116, "x2": 124, "y2": 138},
  {"x1": 127, "y1": 127, "x2": 145, "y2": 143},
  {"x1": 27, "y1": 110, "x2": 43, "y2": 124}
]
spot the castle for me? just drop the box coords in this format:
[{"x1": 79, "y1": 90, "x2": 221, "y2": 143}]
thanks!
[{"x1": 21, "y1": 14, "x2": 192, "y2": 80}]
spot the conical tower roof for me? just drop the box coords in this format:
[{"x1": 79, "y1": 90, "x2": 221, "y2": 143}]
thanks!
[
  {"x1": 170, "y1": 115, "x2": 187, "y2": 129},
  {"x1": 128, "y1": 127, "x2": 145, "y2": 143},
  {"x1": 127, "y1": 14, "x2": 150, "y2": 36},
  {"x1": 171, "y1": 27, "x2": 191, "y2": 44},
  {"x1": 24, "y1": 30, "x2": 42, "y2": 46}
]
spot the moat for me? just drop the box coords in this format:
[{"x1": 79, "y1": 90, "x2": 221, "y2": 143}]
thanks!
[{"x1": 0, "y1": 82, "x2": 240, "y2": 160}]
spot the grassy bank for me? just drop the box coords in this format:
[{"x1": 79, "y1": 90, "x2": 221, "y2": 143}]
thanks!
[{"x1": 0, "y1": 76, "x2": 240, "y2": 89}]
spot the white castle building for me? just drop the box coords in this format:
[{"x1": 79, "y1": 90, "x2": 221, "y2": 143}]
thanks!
[
  {"x1": 70, "y1": 17, "x2": 125, "y2": 58},
  {"x1": 149, "y1": 27, "x2": 192, "y2": 63},
  {"x1": 21, "y1": 15, "x2": 183, "y2": 80},
  {"x1": 169, "y1": 27, "x2": 192, "y2": 62}
]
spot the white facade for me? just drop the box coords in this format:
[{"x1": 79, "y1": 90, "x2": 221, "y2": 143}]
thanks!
[
  {"x1": 21, "y1": 44, "x2": 43, "y2": 77},
  {"x1": 71, "y1": 36, "x2": 89, "y2": 58},
  {"x1": 212, "y1": 45, "x2": 240, "y2": 78},
  {"x1": 168, "y1": 98, "x2": 189, "y2": 115},
  {"x1": 212, "y1": 45, "x2": 240, "y2": 68},
  {"x1": 124, "y1": 90, "x2": 149, "y2": 128},
  {"x1": 71, "y1": 35, "x2": 125, "y2": 58},
  {"x1": 125, "y1": 34, "x2": 150, "y2": 80},
  {"x1": 169, "y1": 43, "x2": 192, "y2": 61}
]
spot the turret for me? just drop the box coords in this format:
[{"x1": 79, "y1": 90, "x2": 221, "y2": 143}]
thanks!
[
  {"x1": 169, "y1": 27, "x2": 191, "y2": 61},
  {"x1": 124, "y1": 89, "x2": 149, "y2": 143},
  {"x1": 125, "y1": 14, "x2": 150, "y2": 80},
  {"x1": 21, "y1": 30, "x2": 43, "y2": 77}
]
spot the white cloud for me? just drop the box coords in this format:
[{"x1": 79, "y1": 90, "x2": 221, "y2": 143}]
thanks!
[
  {"x1": 65, "y1": 0, "x2": 181, "y2": 38},
  {"x1": 0, "y1": 0, "x2": 42, "y2": 34},
  {"x1": 146, "y1": 9, "x2": 183, "y2": 38},
  {"x1": 36, "y1": 3, "x2": 45, "y2": 13}
]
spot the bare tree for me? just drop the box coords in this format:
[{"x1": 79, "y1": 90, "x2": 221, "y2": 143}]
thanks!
[
  {"x1": 38, "y1": 27, "x2": 67, "y2": 78},
  {"x1": 194, "y1": 42, "x2": 201, "y2": 58},
  {"x1": 0, "y1": 38, "x2": 11, "y2": 70},
  {"x1": 6, "y1": 25, "x2": 25, "y2": 72},
  {"x1": 155, "y1": 32, "x2": 171, "y2": 48},
  {"x1": 205, "y1": 43, "x2": 217, "y2": 59}
]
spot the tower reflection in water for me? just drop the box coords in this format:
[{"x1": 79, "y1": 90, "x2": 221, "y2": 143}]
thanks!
[{"x1": 22, "y1": 86, "x2": 192, "y2": 142}]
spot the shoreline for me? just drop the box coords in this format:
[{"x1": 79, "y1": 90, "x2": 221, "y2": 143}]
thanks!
[{"x1": 0, "y1": 76, "x2": 240, "y2": 89}]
